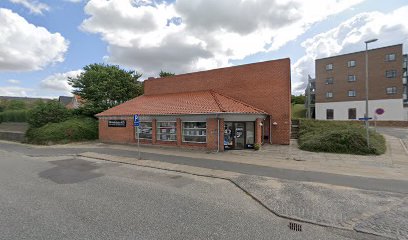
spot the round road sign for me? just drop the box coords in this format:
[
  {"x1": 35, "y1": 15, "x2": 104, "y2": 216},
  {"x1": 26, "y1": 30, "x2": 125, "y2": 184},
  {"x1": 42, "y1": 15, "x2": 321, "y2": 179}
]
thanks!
[{"x1": 375, "y1": 108, "x2": 385, "y2": 115}]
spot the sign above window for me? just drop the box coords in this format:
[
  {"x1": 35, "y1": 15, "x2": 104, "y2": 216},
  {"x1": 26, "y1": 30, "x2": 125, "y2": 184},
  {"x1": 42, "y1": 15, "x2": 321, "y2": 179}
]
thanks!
[{"x1": 108, "y1": 120, "x2": 126, "y2": 127}]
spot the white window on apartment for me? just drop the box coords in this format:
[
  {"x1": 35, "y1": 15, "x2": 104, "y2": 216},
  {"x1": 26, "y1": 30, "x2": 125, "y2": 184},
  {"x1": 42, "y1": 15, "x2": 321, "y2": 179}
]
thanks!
[
  {"x1": 325, "y1": 78, "x2": 334, "y2": 84},
  {"x1": 386, "y1": 87, "x2": 397, "y2": 95},
  {"x1": 385, "y1": 70, "x2": 397, "y2": 78},
  {"x1": 138, "y1": 122, "x2": 152, "y2": 139},
  {"x1": 325, "y1": 63, "x2": 333, "y2": 71},
  {"x1": 347, "y1": 60, "x2": 356, "y2": 67},
  {"x1": 385, "y1": 53, "x2": 396, "y2": 62},
  {"x1": 156, "y1": 121, "x2": 177, "y2": 141},
  {"x1": 348, "y1": 90, "x2": 356, "y2": 97},
  {"x1": 348, "y1": 75, "x2": 356, "y2": 82},
  {"x1": 182, "y1": 122, "x2": 206, "y2": 143},
  {"x1": 326, "y1": 92, "x2": 333, "y2": 98}
]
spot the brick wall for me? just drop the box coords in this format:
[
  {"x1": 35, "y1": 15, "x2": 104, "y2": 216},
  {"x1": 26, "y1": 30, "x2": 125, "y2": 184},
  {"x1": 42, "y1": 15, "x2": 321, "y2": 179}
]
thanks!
[
  {"x1": 144, "y1": 59, "x2": 291, "y2": 144},
  {"x1": 99, "y1": 118, "x2": 135, "y2": 143},
  {"x1": 206, "y1": 118, "x2": 224, "y2": 151},
  {"x1": 369, "y1": 121, "x2": 408, "y2": 127}
]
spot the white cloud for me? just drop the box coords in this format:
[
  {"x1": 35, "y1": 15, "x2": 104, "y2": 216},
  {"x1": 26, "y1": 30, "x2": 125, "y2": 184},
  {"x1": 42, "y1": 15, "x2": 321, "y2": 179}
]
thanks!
[
  {"x1": 80, "y1": 0, "x2": 364, "y2": 76},
  {"x1": 39, "y1": 70, "x2": 83, "y2": 94},
  {"x1": 292, "y1": 5, "x2": 408, "y2": 94},
  {"x1": 8, "y1": 0, "x2": 49, "y2": 15},
  {"x1": 65, "y1": 0, "x2": 83, "y2": 3},
  {"x1": 0, "y1": 8, "x2": 69, "y2": 72},
  {"x1": 0, "y1": 86, "x2": 34, "y2": 96},
  {"x1": 6, "y1": 79, "x2": 20, "y2": 84}
]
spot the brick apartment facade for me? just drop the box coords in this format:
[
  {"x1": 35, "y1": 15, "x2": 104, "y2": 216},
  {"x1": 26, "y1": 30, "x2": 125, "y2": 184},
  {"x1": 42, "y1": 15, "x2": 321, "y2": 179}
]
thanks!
[
  {"x1": 96, "y1": 58, "x2": 291, "y2": 151},
  {"x1": 313, "y1": 44, "x2": 408, "y2": 121}
]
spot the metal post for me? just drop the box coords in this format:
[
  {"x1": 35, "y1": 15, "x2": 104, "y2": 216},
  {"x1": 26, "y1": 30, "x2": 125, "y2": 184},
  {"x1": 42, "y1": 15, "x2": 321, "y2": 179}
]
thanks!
[
  {"x1": 137, "y1": 126, "x2": 141, "y2": 160},
  {"x1": 364, "y1": 38, "x2": 378, "y2": 148}
]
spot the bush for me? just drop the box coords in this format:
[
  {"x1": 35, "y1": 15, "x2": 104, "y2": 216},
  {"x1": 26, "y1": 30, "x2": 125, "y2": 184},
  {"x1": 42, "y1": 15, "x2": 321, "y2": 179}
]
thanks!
[
  {"x1": 0, "y1": 110, "x2": 28, "y2": 122},
  {"x1": 298, "y1": 120, "x2": 386, "y2": 155},
  {"x1": 254, "y1": 143, "x2": 261, "y2": 151},
  {"x1": 26, "y1": 117, "x2": 98, "y2": 144},
  {"x1": 28, "y1": 101, "x2": 72, "y2": 128}
]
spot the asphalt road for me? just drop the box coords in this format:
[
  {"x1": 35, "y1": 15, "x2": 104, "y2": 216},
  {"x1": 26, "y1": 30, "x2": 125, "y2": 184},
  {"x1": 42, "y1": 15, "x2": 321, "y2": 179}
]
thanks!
[
  {"x1": 376, "y1": 127, "x2": 408, "y2": 140},
  {"x1": 1, "y1": 141, "x2": 407, "y2": 194},
  {"x1": 0, "y1": 150, "x2": 382, "y2": 240}
]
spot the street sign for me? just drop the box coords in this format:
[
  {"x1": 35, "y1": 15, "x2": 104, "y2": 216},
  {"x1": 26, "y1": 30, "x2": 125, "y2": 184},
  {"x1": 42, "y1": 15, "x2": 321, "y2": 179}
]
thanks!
[
  {"x1": 358, "y1": 117, "x2": 373, "y2": 121},
  {"x1": 133, "y1": 114, "x2": 140, "y2": 127},
  {"x1": 375, "y1": 108, "x2": 385, "y2": 115}
]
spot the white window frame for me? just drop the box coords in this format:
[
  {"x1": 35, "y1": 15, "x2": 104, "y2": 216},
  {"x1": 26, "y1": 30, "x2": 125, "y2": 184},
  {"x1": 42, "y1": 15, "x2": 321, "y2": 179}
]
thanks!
[
  {"x1": 348, "y1": 75, "x2": 356, "y2": 82},
  {"x1": 156, "y1": 121, "x2": 177, "y2": 141},
  {"x1": 385, "y1": 53, "x2": 396, "y2": 62},
  {"x1": 347, "y1": 60, "x2": 356, "y2": 67},
  {"x1": 326, "y1": 92, "x2": 333, "y2": 98},
  {"x1": 182, "y1": 121, "x2": 207, "y2": 143},
  {"x1": 385, "y1": 70, "x2": 397, "y2": 78},
  {"x1": 325, "y1": 63, "x2": 333, "y2": 71},
  {"x1": 137, "y1": 121, "x2": 152, "y2": 140},
  {"x1": 386, "y1": 87, "x2": 397, "y2": 95},
  {"x1": 325, "y1": 78, "x2": 333, "y2": 85},
  {"x1": 348, "y1": 90, "x2": 356, "y2": 97}
]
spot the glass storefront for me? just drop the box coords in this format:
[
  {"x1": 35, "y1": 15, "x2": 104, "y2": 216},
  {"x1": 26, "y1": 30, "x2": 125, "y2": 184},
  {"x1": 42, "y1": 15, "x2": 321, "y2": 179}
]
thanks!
[{"x1": 224, "y1": 122, "x2": 255, "y2": 150}]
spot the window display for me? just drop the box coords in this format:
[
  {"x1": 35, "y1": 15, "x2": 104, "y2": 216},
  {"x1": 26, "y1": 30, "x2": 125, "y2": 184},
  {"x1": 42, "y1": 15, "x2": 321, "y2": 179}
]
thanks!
[
  {"x1": 156, "y1": 122, "x2": 177, "y2": 141},
  {"x1": 182, "y1": 122, "x2": 206, "y2": 143},
  {"x1": 138, "y1": 122, "x2": 152, "y2": 139}
]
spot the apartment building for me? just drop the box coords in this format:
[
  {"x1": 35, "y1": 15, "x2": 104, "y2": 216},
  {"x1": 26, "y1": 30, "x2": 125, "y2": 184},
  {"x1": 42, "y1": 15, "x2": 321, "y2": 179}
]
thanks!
[{"x1": 313, "y1": 44, "x2": 408, "y2": 121}]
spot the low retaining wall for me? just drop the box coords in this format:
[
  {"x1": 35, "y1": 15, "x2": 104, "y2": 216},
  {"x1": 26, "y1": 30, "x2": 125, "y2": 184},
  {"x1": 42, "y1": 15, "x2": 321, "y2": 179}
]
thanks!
[
  {"x1": 369, "y1": 121, "x2": 408, "y2": 128},
  {"x1": 0, "y1": 131, "x2": 26, "y2": 142}
]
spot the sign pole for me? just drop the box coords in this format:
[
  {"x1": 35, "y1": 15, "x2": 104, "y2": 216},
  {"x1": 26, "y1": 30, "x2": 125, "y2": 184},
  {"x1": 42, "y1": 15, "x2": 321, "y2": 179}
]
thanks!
[
  {"x1": 137, "y1": 126, "x2": 141, "y2": 160},
  {"x1": 134, "y1": 114, "x2": 141, "y2": 160}
]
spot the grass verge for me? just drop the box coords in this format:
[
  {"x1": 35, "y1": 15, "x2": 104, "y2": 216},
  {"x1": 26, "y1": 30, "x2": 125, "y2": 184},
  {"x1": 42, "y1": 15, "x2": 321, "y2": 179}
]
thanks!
[
  {"x1": 298, "y1": 119, "x2": 386, "y2": 155},
  {"x1": 26, "y1": 117, "x2": 98, "y2": 144}
]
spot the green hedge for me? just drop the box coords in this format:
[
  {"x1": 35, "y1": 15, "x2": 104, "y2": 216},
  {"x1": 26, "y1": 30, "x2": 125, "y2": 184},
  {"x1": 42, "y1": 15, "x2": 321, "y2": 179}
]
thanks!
[
  {"x1": 0, "y1": 110, "x2": 28, "y2": 122},
  {"x1": 26, "y1": 117, "x2": 98, "y2": 144},
  {"x1": 298, "y1": 120, "x2": 386, "y2": 155}
]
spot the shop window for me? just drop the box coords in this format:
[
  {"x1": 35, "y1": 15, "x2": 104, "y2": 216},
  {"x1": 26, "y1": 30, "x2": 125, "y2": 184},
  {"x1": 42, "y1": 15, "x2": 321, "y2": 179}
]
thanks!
[
  {"x1": 245, "y1": 122, "x2": 255, "y2": 147},
  {"x1": 348, "y1": 108, "x2": 356, "y2": 120},
  {"x1": 138, "y1": 122, "x2": 152, "y2": 139},
  {"x1": 385, "y1": 70, "x2": 397, "y2": 78},
  {"x1": 385, "y1": 53, "x2": 396, "y2": 62},
  {"x1": 386, "y1": 87, "x2": 397, "y2": 95},
  {"x1": 157, "y1": 122, "x2": 177, "y2": 141},
  {"x1": 348, "y1": 60, "x2": 356, "y2": 67},
  {"x1": 326, "y1": 109, "x2": 334, "y2": 120},
  {"x1": 182, "y1": 122, "x2": 206, "y2": 143}
]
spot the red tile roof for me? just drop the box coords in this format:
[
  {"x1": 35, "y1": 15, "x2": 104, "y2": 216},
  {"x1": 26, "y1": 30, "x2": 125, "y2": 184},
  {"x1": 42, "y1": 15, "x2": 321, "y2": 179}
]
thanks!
[{"x1": 96, "y1": 90, "x2": 267, "y2": 117}]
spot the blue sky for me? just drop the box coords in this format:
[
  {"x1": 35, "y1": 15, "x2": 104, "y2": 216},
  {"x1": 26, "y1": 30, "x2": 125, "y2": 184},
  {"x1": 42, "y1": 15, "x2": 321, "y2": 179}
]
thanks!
[{"x1": 0, "y1": 0, "x2": 407, "y2": 98}]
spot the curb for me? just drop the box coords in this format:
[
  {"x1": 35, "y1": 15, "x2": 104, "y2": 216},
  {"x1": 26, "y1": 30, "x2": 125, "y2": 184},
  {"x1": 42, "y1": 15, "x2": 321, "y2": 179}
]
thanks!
[{"x1": 77, "y1": 152, "x2": 396, "y2": 240}]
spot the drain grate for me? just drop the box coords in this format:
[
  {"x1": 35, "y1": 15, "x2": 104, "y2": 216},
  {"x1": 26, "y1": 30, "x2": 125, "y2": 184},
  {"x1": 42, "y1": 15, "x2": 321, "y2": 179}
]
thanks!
[{"x1": 288, "y1": 222, "x2": 302, "y2": 232}]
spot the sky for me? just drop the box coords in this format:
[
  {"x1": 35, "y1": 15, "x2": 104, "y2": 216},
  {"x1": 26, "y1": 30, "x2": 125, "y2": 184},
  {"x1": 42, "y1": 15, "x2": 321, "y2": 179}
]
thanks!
[{"x1": 0, "y1": 0, "x2": 407, "y2": 98}]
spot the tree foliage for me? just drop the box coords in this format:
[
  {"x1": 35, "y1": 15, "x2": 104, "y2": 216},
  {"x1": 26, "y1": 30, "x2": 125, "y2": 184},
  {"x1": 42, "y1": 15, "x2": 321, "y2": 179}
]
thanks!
[
  {"x1": 28, "y1": 101, "x2": 72, "y2": 128},
  {"x1": 68, "y1": 63, "x2": 143, "y2": 116},
  {"x1": 291, "y1": 94, "x2": 306, "y2": 104},
  {"x1": 159, "y1": 70, "x2": 175, "y2": 78}
]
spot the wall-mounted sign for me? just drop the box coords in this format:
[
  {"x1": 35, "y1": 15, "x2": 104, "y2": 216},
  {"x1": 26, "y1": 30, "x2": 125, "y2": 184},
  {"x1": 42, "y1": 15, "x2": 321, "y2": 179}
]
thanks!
[
  {"x1": 108, "y1": 120, "x2": 126, "y2": 127},
  {"x1": 375, "y1": 108, "x2": 385, "y2": 115}
]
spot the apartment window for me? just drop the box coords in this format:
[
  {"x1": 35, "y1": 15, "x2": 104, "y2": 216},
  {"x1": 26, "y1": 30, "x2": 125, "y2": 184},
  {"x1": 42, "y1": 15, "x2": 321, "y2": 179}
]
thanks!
[
  {"x1": 326, "y1": 92, "x2": 333, "y2": 98},
  {"x1": 386, "y1": 87, "x2": 397, "y2": 95},
  {"x1": 325, "y1": 78, "x2": 334, "y2": 84},
  {"x1": 385, "y1": 53, "x2": 396, "y2": 62},
  {"x1": 348, "y1": 90, "x2": 356, "y2": 97},
  {"x1": 325, "y1": 63, "x2": 333, "y2": 71},
  {"x1": 138, "y1": 122, "x2": 152, "y2": 139},
  {"x1": 156, "y1": 121, "x2": 177, "y2": 141},
  {"x1": 347, "y1": 60, "x2": 356, "y2": 67},
  {"x1": 326, "y1": 109, "x2": 334, "y2": 120},
  {"x1": 348, "y1": 75, "x2": 356, "y2": 82},
  {"x1": 348, "y1": 108, "x2": 357, "y2": 120},
  {"x1": 385, "y1": 70, "x2": 397, "y2": 78},
  {"x1": 182, "y1": 122, "x2": 206, "y2": 143}
]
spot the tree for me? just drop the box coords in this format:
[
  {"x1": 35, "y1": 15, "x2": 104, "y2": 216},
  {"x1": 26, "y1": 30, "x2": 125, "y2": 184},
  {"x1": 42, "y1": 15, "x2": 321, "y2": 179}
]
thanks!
[
  {"x1": 7, "y1": 100, "x2": 26, "y2": 110},
  {"x1": 28, "y1": 101, "x2": 72, "y2": 128},
  {"x1": 68, "y1": 63, "x2": 143, "y2": 116},
  {"x1": 291, "y1": 95, "x2": 305, "y2": 105},
  {"x1": 159, "y1": 70, "x2": 175, "y2": 78}
]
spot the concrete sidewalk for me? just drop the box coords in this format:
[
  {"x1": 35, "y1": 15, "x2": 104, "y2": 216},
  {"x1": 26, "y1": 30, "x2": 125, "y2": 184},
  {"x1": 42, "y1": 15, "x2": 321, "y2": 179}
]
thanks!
[
  {"x1": 64, "y1": 134, "x2": 408, "y2": 181},
  {"x1": 77, "y1": 152, "x2": 408, "y2": 240}
]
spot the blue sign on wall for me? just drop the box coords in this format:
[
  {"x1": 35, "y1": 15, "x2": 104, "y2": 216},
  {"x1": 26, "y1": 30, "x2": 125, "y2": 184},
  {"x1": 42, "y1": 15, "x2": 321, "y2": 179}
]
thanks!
[{"x1": 134, "y1": 114, "x2": 140, "y2": 127}]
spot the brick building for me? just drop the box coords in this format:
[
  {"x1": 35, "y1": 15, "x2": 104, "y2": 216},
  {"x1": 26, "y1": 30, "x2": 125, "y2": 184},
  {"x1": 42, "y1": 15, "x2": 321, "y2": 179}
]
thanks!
[
  {"x1": 96, "y1": 58, "x2": 291, "y2": 151},
  {"x1": 313, "y1": 44, "x2": 408, "y2": 121}
]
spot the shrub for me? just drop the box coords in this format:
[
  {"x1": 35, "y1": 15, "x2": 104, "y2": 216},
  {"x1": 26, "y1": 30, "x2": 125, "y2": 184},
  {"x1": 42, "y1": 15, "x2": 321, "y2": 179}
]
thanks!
[
  {"x1": 28, "y1": 101, "x2": 72, "y2": 128},
  {"x1": 298, "y1": 119, "x2": 386, "y2": 155},
  {"x1": 26, "y1": 117, "x2": 98, "y2": 144},
  {"x1": 0, "y1": 110, "x2": 28, "y2": 122},
  {"x1": 254, "y1": 143, "x2": 261, "y2": 151}
]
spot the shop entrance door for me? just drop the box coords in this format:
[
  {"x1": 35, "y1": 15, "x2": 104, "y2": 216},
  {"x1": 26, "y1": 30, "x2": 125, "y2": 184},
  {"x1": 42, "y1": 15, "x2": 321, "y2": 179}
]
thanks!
[{"x1": 224, "y1": 122, "x2": 246, "y2": 150}]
